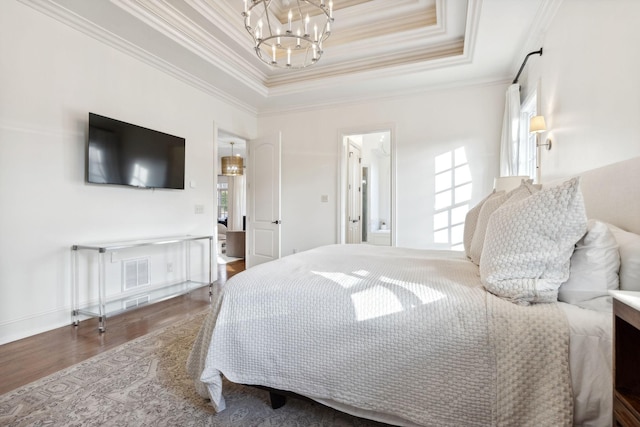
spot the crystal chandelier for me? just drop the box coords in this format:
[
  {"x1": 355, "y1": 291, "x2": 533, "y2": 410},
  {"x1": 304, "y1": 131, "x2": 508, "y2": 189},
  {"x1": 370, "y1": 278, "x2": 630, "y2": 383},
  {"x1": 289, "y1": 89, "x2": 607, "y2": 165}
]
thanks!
[{"x1": 242, "y1": 0, "x2": 334, "y2": 69}]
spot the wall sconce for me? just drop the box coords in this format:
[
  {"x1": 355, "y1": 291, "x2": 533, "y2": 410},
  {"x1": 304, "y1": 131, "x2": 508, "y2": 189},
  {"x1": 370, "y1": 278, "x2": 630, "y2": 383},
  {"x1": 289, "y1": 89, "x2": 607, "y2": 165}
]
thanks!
[{"x1": 529, "y1": 115, "x2": 552, "y2": 150}]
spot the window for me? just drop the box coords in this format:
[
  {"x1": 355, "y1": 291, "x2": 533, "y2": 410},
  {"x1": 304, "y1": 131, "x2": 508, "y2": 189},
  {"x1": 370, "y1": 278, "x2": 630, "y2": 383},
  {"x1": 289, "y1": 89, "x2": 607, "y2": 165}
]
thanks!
[
  {"x1": 518, "y1": 92, "x2": 538, "y2": 181},
  {"x1": 217, "y1": 182, "x2": 228, "y2": 220},
  {"x1": 433, "y1": 147, "x2": 471, "y2": 250}
]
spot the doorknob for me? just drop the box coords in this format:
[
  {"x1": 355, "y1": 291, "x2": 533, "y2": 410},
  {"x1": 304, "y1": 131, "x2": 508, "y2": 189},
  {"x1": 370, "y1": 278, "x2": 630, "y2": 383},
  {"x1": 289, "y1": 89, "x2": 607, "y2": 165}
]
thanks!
[
  {"x1": 351, "y1": 219, "x2": 359, "y2": 223},
  {"x1": 272, "y1": 220, "x2": 282, "y2": 224}
]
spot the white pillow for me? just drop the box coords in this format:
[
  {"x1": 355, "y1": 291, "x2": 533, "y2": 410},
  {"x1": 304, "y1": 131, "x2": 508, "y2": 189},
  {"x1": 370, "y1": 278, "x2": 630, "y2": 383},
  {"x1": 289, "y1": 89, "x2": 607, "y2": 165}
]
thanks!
[
  {"x1": 469, "y1": 191, "x2": 507, "y2": 265},
  {"x1": 469, "y1": 180, "x2": 538, "y2": 265},
  {"x1": 558, "y1": 220, "x2": 620, "y2": 305},
  {"x1": 463, "y1": 191, "x2": 495, "y2": 258},
  {"x1": 480, "y1": 177, "x2": 588, "y2": 305},
  {"x1": 607, "y1": 224, "x2": 640, "y2": 291}
]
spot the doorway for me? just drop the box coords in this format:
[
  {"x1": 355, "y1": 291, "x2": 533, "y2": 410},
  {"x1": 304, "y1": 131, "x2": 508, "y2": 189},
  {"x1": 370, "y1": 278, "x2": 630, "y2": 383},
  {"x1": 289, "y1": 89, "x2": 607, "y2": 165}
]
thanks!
[
  {"x1": 216, "y1": 130, "x2": 247, "y2": 264},
  {"x1": 339, "y1": 128, "x2": 394, "y2": 246}
]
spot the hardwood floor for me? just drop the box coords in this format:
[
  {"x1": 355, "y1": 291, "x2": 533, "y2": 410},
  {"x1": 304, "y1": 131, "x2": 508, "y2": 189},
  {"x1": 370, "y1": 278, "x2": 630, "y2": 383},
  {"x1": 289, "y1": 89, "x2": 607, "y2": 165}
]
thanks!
[{"x1": 0, "y1": 259, "x2": 245, "y2": 395}]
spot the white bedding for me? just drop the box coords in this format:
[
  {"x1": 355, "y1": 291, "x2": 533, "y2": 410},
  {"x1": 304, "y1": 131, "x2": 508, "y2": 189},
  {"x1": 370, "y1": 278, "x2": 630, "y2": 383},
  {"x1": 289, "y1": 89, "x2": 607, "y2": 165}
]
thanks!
[{"x1": 187, "y1": 244, "x2": 612, "y2": 426}]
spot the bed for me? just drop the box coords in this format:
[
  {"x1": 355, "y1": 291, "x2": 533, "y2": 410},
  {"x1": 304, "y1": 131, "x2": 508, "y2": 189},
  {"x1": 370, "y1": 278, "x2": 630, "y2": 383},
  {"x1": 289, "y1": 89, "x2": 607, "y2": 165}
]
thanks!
[{"x1": 188, "y1": 157, "x2": 640, "y2": 426}]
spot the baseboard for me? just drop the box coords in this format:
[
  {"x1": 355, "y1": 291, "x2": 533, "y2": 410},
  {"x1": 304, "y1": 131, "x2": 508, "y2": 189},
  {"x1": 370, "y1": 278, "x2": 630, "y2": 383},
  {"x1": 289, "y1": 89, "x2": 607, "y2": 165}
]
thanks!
[{"x1": 0, "y1": 306, "x2": 75, "y2": 346}]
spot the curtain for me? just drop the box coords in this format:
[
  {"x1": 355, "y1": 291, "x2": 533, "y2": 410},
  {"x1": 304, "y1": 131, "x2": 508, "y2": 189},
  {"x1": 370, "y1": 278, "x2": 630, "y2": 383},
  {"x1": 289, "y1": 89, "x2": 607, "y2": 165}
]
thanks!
[
  {"x1": 227, "y1": 175, "x2": 246, "y2": 231},
  {"x1": 499, "y1": 84, "x2": 521, "y2": 176}
]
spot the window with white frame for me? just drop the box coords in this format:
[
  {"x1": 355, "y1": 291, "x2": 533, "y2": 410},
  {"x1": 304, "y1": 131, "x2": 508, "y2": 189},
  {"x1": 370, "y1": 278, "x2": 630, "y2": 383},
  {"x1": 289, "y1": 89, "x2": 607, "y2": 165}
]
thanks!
[{"x1": 518, "y1": 92, "x2": 538, "y2": 181}]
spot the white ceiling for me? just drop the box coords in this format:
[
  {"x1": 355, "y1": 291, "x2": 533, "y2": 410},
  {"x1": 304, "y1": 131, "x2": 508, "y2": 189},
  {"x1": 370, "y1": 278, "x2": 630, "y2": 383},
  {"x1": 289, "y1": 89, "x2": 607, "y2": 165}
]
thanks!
[{"x1": 21, "y1": 0, "x2": 555, "y2": 115}]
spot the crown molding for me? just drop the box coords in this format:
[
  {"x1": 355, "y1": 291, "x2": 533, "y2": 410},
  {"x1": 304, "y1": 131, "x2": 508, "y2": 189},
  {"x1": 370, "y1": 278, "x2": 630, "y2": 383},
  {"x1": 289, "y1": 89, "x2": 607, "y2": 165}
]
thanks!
[
  {"x1": 462, "y1": 0, "x2": 481, "y2": 57},
  {"x1": 512, "y1": 0, "x2": 563, "y2": 73},
  {"x1": 112, "y1": 0, "x2": 268, "y2": 97},
  {"x1": 258, "y1": 76, "x2": 510, "y2": 118},
  {"x1": 19, "y1": 0, "x2": 259, "y2": 116},
  {"x1": 18, "y1": 0, "x2": 484, "y2": 117},
  {"x1": 266, "y1": 38, "x2": 464, "y2": 94}
]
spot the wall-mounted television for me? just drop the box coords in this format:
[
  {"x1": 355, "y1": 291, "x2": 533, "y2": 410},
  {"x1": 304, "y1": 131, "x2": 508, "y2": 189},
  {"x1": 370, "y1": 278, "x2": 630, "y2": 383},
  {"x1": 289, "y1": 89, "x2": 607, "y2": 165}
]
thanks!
[{"x1": 87, "y1": 113, "x2": 185, "y2": 189}]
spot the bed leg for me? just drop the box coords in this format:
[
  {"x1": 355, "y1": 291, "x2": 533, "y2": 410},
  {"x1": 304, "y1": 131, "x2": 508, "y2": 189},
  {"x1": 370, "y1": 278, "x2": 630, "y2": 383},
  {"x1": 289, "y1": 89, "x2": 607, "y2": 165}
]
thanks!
[{"x1": 269, "y1": 391, "x2": 286, "y2": 409}]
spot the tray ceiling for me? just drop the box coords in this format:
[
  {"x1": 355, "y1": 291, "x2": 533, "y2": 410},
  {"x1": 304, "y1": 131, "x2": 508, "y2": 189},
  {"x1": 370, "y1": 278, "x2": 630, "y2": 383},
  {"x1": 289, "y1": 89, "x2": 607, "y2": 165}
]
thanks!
[{"x1": 20, "y1": 0, "x2": 552, "y2": 114}]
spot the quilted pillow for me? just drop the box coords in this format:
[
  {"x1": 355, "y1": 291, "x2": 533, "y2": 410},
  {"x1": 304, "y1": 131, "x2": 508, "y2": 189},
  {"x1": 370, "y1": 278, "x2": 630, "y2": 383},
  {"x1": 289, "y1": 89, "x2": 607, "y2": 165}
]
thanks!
[
  {"x1": 480, "y1": 177, "x2": 588, "y2": 305},
  {"x1": 469, "y1": 180, "x2": 538, "y2": 265},
  {"x1": 463, "y1": 191, "x2": 496, "y2": 258},
  {"x1": 558, "y1": 220, "x2": 620, "y2": 304}
]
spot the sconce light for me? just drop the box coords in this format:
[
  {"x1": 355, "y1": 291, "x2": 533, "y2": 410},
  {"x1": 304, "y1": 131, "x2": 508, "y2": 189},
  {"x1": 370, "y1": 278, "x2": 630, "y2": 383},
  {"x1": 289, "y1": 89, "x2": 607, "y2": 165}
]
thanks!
[{"x1": 529, "y1": 115, "x2": 552, "y2": 150}]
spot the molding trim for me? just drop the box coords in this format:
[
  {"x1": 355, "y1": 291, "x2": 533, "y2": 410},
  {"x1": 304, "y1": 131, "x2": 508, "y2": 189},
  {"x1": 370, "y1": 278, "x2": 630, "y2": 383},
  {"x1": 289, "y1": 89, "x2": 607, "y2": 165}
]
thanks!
[
  {"x1": 510, "y1": 0, "x2": 563, "y2": 77},
  {"x1": 113, "y1": 0, "x2": 268, "y2": 97},
  {"x1": 0, "y1": 305, "x2": 75, "y2": 346},
  {"x1": 259, "y1": 77, "x2": 511, "y2": 118},
  {"x1": 266, "y1": 39, "x2": 465, "y2": 96},
  {"x1": 18, "y1": 0, "x2": 259, "y2": 116}
]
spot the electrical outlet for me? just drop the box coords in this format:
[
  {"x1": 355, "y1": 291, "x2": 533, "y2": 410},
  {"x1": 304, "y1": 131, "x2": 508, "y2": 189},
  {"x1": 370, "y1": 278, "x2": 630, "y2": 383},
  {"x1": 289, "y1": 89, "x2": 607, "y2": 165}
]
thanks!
[
  {"x1": 167, "y1": 262, "x2": 173, "y2": 273},
  {"x1": 110, "y1": 251, "x2": 119, "y2": 263},
  {"x1": 194, "y1": 204, "x2": 204, "y2": 214}
]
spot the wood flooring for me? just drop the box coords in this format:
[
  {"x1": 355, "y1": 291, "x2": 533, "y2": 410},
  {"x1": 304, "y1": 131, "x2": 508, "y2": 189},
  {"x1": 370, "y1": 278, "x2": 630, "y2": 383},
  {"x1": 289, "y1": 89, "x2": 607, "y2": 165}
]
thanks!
[{"x1": 0, "y1": 259, "x2": 245, "y2": 395}]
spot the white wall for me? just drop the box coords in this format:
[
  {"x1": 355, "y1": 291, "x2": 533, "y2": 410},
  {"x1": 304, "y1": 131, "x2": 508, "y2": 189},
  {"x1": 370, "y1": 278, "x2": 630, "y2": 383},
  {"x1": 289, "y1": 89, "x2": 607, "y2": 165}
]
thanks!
[
  {"x1": 520, "y1": 0, "x2": 640, "y2": 181},
  {"x1": 0, "y1": 2, "x2": 257, "y2": 344},
  {"x1": 259, "y1": 83, "x2": 507, "y2": 255}
]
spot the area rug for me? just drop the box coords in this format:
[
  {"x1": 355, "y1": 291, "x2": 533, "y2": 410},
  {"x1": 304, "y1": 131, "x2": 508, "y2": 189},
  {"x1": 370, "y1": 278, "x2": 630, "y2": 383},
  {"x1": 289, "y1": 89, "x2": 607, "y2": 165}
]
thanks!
[{"x1": 0, "y1": 309, "x2": 387, "y2": 426}]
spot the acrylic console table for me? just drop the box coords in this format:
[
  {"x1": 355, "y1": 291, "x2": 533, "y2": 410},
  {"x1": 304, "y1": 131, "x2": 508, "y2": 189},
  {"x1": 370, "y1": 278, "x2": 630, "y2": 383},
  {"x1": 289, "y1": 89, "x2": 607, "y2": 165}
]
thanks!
[{"x1": 71, "y1": 235, "x2": 213, "y2": 332}]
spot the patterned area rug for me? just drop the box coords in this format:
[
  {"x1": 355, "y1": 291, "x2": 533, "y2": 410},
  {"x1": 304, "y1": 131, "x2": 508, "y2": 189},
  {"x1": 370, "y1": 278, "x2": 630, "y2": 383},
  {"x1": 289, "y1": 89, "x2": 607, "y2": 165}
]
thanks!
[{"x1": 0, "y1": 309, "x2": 387, "y2": 426}]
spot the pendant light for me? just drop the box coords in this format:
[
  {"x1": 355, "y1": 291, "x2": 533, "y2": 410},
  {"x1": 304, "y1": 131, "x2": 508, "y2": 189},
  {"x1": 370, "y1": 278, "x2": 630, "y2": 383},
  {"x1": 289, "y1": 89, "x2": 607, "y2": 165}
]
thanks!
[{"x1": 221, "y1": 141, "x2": 243, "y2": 176}]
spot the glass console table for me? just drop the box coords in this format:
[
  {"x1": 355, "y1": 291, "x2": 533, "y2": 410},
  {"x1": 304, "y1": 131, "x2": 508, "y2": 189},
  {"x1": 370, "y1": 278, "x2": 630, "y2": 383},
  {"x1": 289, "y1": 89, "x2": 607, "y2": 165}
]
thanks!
[{"x1": 71, "y1": 235, "x2": 213, "y2": 332}]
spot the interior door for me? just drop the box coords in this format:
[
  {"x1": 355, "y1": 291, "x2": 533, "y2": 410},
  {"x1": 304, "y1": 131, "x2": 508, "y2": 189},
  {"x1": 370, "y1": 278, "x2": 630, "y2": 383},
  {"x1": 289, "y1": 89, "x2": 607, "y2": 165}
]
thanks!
[
  {"x1": 347, "y1": 141, "x2": 362, "y2": 243},
  {"x1": 246, "y1": 133, "x2": 282, "y2": 268}
]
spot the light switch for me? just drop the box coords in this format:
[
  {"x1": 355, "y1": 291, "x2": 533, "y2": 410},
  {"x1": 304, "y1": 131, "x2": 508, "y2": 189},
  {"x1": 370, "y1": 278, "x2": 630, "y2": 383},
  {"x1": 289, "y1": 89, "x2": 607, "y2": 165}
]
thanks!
[
  {"x1": 194, "y1": 204, "x2": 204, "y2": 214},
  {"x1": 321, "y1": 195, "x2": 329, "y2": 203}
]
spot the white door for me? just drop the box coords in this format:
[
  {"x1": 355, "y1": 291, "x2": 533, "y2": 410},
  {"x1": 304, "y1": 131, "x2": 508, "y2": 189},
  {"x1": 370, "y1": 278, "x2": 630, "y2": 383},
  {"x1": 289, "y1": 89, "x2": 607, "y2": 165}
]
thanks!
[
  {"x1": 347, "y1": 141, "x2": 362, "y2": 243},
  {"x1": 246, "y1": 133, "x2": 282, "y2": 268}
]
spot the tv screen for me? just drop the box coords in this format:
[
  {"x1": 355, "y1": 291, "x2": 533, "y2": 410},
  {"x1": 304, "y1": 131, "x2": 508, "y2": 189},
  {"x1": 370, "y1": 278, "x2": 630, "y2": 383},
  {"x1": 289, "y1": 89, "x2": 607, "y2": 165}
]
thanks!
[{"x1": 87, "y1": 113, "x2": 185, "y2": 189}]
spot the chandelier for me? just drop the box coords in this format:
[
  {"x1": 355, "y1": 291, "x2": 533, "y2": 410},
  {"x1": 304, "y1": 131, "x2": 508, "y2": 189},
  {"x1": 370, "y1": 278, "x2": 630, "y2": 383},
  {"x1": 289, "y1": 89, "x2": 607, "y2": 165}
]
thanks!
[
  {"x1": 242, "y1": 0, "x2": 334, "y2": 69},
  {"x1": 221, "y1": 142, "x2": 243, "y2": 176}
]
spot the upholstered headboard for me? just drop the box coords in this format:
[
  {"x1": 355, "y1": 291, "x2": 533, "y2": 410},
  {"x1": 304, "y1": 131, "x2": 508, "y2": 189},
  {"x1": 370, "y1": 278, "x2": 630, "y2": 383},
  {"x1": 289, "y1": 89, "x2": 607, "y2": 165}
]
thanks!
[{"x1": 563, "y1": 157, "x2": 640, "y2": 235}]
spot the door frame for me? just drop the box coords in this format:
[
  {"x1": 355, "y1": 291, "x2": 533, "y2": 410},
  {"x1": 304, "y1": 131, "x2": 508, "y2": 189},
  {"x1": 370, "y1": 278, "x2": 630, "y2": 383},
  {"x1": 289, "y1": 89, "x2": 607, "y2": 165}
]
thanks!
[
  {"x1": 213, "y1": 123, "x2": 250, "y2": 270},
  {"x1": 346, "y1": 139, "x2": 362, "y2": 244},
  {"x1": 337, "y1": 124, "x2": 396, "y2": 246}
]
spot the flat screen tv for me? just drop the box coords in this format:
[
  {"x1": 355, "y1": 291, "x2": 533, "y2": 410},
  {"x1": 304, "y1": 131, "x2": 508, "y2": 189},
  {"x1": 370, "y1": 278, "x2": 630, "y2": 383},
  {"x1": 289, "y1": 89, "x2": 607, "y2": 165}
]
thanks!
[{"x1": 87, "y1": 113, "x2": 185, "y2": 189}]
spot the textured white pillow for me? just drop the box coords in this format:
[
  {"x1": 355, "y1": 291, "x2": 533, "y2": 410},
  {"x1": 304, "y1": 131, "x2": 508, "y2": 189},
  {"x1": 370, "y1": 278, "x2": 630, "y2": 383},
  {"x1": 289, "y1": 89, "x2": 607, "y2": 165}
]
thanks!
[
  {"x1": 607, "y1": 224, "x2": 640, "y2": 291},
  {"x1": 463, "y1": 191, "x2": 495, "y2": 258},
  {"x1": 558, "y1": 220, "x2": 619, "y2": 304},
  {"x1": 480, "y1": 177, "x2": 588, "y2": 305},
  {"x1": 469, "y1": 191, "x2": 507, "y2": 265},
  {"x1": 469, "y1": 180, "x2": 538, "y2": 265}
]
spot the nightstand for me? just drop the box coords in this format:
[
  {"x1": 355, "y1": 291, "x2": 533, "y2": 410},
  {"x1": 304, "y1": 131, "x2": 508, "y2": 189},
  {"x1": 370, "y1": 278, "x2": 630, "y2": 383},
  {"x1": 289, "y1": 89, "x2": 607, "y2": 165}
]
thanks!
[{"x1": 610, "y1": 290, "x2": 640, "y2": 426}]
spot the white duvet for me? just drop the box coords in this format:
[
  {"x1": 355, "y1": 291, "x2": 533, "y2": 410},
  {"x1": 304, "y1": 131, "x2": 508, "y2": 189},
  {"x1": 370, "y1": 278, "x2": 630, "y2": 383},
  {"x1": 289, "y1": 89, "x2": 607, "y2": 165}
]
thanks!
[{"x1": 187, "y1": 244, "x2": 611, "y2": 426}]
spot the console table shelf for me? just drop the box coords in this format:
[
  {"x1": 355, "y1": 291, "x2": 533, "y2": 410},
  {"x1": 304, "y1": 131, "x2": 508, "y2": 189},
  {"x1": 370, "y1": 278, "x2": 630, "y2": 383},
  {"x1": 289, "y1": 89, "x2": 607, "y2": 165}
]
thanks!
[{"x1": 72, "y1": 235, "x2": 213, "y2": 332}]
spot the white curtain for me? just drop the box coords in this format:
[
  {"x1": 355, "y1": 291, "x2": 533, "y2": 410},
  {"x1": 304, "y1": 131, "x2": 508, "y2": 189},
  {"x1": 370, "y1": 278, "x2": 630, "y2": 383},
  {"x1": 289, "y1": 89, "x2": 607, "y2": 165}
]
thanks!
[
  {"x1": 227, "y1": 175, "x2": 246, "y2": 231},
  {"x1": 499, "y1": 84, "x2": 521, "y2": 176}
]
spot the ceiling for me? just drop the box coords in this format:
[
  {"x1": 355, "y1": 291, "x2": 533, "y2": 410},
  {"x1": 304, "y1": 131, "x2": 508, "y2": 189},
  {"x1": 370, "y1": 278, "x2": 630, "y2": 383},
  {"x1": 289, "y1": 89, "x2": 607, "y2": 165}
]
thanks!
[{"x1": 21, "y1": 0, "x2": 554, "y2": 115}]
